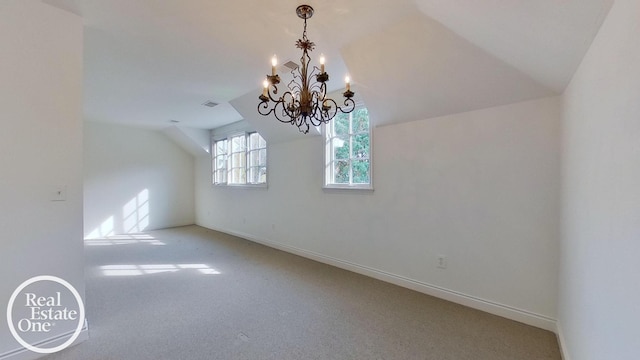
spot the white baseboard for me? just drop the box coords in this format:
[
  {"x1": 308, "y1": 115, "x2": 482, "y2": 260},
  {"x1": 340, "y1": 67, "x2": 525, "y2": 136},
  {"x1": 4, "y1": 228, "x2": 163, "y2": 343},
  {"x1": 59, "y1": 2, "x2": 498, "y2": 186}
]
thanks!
[
  {"x1": 0, "y1": 319, "x2": 89, "y2": 360},
  {"x1": 203, "y1": 225, "x2": 558, "y2": 332},
  {"x1": 556, "y1": 321, "x2": 571, "y2": 360}
]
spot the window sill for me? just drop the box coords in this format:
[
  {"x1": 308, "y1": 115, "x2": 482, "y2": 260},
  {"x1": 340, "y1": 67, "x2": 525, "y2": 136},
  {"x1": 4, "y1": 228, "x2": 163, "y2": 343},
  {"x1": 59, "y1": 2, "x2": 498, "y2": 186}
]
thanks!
[
  {"x1": 213, "y1": 183, "x2": 268, "y2": 190},
  {"x1": 322, "y1": 184, "x2": 374, "y2": 192}
]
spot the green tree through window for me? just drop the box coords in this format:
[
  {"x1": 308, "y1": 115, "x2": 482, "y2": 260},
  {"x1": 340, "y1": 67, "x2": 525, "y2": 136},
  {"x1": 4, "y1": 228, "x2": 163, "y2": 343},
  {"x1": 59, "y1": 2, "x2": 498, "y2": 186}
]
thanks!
[{"x1": 325, "y1": 106, "x2": 371, "y2": 187}]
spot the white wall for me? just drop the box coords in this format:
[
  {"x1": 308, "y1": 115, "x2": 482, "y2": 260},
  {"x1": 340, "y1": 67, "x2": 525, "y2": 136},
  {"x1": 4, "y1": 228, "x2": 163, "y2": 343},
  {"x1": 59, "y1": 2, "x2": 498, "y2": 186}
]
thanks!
[
  {"x1": 559, "y1": 0, "x2": 640, "y2": 358},
  {"x1": 84, "y1": 122, "x2": 195, "y2": 238},
  {"x1": 196, "y1": 96, "x2": 561, "y2": 329},
  {"x1": 0, "y1": 0, "x2": 84, "y2": 355}
]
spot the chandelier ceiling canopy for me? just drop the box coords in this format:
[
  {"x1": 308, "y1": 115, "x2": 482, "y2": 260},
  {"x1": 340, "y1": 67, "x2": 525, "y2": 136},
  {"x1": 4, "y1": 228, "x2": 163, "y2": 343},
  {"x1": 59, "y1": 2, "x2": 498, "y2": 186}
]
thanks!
[{"x1": 258, "y1": 5, "x2": 355, "y2": 134}]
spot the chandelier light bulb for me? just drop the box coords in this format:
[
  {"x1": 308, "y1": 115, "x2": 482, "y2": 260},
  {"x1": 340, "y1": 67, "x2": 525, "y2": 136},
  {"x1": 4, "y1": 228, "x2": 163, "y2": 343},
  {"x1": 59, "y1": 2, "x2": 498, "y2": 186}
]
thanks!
[
  {"x1": 320, "y1": 54, "x2": 325, "y2": 73},
  {"x1": 262, "y1": 79, "x2": 269, "y2": 97},
  {"x1": 345, "y1": 76, "x2": 351, "y2": 92},
  {"x1": 271, "y1": 55, "x2": 278, "y2": 76}
]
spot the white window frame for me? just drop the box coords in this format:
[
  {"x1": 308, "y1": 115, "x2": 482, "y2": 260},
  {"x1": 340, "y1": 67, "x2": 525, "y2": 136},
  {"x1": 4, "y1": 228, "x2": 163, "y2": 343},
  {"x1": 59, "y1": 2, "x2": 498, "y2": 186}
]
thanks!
[
  {"x1": 211, "y1": 132, "x2": 267, "y2": 188},
  {"x1": 323, "y1": 105, "x2": 373, "y2": 190},
  {"x1": 212, "y1": 139, "x2": 228, "y2": 185},
  {"x1": 246, "y1": 132, "x2": 268, "y2": 185},
  {"x1": 227, "y1": 133, "x2": 247, "y2": 185}
]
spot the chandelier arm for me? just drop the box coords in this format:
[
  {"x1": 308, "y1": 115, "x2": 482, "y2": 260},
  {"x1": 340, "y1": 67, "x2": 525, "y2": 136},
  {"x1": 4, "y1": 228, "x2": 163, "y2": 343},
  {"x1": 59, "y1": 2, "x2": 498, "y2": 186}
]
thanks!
[
  {"x1": 266, "y1": 84, "x2": 282, "y2": 103},
  {"x1": 336, "y1": 97, "x2": 356, "y2": 114},
  {"x1": 274, "y1": 101, "x2": 295, "y2": 125},
  {"x1": 296, "y1": 115, "x2": 310, "y2": 134},
  {"x1": 304, "y1": 71, "x2": 326, "y2": 126},
  {"x1": 318, "y1": 80, "x2": 327, "y2": 98},
  {"x1": 279, "y1": 92, "x2": 298, "y2": 121},
  {"x1": 307, "y1": 103, "x2": 321, "y2": 127},
  {"x1": 322, "y1": 97, "x2": 339, "y2": 119},
  {"x1": 259, "y1": 90, "x2": 297, "y2": 125},
  {"x1": 307, "y1": 115, "x2": 324, "y2": 127},
  {"x1": 257, "y1": 100, "x2": 277, "y2": 117},
  {"x1": 287, "y1": 79, "x2": 302, "y2": 95},
  {"x1": 308, "y1": 66, "x2": 323, "y2": 99},
  {"x1": 289, "y1": 65, "x2": 302, "y2": 83}
]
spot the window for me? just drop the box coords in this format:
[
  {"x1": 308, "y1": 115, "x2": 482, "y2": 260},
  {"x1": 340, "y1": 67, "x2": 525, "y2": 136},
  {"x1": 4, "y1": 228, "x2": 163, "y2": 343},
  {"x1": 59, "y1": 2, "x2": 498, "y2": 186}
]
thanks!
[
  {"x1": 212, "y1": 132, "x2": 267, "y2": 186},
  {"x1": 324, "y1": 106, "x2": 372, "y2": 189}
]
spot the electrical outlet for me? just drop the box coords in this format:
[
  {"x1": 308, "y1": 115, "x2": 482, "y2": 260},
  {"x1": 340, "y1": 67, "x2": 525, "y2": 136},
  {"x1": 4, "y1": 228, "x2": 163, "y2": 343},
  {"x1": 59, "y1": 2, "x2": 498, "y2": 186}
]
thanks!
[{"x1": 437, "y1": 255, "x2": 447, "y2": 269}]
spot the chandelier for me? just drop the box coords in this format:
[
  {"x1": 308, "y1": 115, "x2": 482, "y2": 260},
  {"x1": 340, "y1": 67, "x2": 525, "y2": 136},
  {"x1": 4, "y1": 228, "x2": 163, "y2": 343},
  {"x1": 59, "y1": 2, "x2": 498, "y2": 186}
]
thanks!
[{"x1": 258, "y1": 5, "x2": 355, "y2": 134}]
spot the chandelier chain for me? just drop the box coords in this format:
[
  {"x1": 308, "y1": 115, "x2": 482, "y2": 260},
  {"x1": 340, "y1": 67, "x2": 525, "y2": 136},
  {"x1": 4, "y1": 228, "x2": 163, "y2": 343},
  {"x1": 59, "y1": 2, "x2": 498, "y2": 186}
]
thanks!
[{"x1": 303, "y1": 18, "x2": 308, "y2": 41}]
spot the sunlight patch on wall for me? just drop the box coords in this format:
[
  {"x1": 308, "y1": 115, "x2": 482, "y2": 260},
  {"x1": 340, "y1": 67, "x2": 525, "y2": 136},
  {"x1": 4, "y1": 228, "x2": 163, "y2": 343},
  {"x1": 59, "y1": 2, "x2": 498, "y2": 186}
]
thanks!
[
  {"x1": 85, "y1": 189, "x2": 152, "y2": 238},
  {"x1": 85, "y1": 216, "x2": 115, "y2": 239},
  {"x1": 100, "y1": 263, "x2": 221, "y2": 277},
  {"x1": 123, "y1": 189, "x2": 149, "y2": 233},
  {"x1": 85, "y1": 234, "x2": 165, "y2": 246}
]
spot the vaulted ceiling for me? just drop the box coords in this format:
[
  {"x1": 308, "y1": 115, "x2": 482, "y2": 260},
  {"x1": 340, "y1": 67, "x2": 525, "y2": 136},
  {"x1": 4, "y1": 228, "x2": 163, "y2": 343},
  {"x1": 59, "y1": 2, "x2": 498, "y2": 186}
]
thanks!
[{"x1": 44, "y1": 0, "x2": 613, "y2": 140}]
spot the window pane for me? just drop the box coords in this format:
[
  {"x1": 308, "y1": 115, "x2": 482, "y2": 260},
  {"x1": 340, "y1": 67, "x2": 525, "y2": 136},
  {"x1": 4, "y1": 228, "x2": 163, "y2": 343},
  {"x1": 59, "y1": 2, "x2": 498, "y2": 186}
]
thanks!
[
  {"x1": 258, "y1": 135, "x2": 267, "y2": 148},
  {"x1": 216, "y1": 156, "x2": 226, "y2": 169},
  {"x1": 352, "y1": 133, "x2": 370, "y2": 158},
  {"x1": 246, "y1": 166, "x2": 267, "y2": 184},
  {"x1": 259, "y1": 167, "x2": 267, "y2": 183},
  {"x1": 352, "y1": 160, "x2": 370, "y2": 184},
  {"x1": 352, "y1": 108, "x2": 369, "y2": 133},
  {"x1": 259, "y1": 149, "x2": 267, "y2": 166},
  {"x1": 248, "y1": 150, "x2": 259, "y2": 167},
  {"x1": 332, "y1": 136, "x2": 349, "y2": 160},
  {"x1": 333, "y1": 114, "x2": 350, "y2": 135},
  {"x1": 231, "y1": 135, "x2": 245, "y2": 152},
  {"x1": 215, "y1": 140, "x2": 226, "y2": 154},
  {"x1": 247, "y1": 167, "x2": 257, "y2": 184},
  {"x1": 229, "y1": 168, "x2": 246, "y2": 184},
  {"x1": 333, "y1": 160, "x2": 350, "y2": 184},
  {"x1": 249, "y1": 133, "x2": 259, "y2": 149},
  {"x1": 231, "y1": 153, "x2": 245, "y2": 168},
  {"x1": 215, "y1": 170, "x2": 226, "y2": 184}
]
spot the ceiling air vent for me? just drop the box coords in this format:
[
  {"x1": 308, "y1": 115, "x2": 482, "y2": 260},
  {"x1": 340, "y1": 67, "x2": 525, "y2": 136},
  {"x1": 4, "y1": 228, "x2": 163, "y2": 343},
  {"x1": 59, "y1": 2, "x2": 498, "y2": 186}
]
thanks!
[
  {"x1": 202, "y1": 100, "x2": 219, "y2": 108},
  {"x1": 282, "y1": 61, "x2": 299, "y2": 71}
]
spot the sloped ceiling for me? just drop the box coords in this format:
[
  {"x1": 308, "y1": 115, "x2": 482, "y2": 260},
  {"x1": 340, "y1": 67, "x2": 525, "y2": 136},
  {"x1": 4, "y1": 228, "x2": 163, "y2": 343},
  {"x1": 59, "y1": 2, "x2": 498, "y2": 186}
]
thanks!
[
  {"x1": 341, "y1": 13, "x2": 555, "y2": 127},
  {"x1": 42, "y1": 0, "x2": 613, "y2": 142},
  {"x1": 413, "y1": 0, "x2": 614, "y2": 92}
]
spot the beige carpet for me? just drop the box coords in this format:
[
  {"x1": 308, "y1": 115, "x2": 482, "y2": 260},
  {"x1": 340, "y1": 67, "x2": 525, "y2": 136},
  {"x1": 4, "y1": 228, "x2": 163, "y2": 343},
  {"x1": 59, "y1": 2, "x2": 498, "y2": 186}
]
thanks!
[{"x1": 43, "y1": 225, "x2": 561, "y2": 360}]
